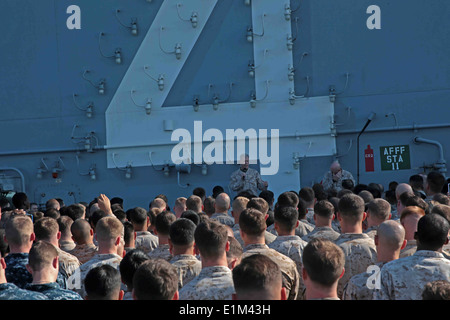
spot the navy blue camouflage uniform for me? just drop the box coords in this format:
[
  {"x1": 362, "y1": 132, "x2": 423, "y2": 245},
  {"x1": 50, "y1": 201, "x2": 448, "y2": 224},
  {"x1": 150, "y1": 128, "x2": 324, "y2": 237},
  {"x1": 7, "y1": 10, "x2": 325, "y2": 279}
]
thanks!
[
  {"x1": 25, "y1": 282, "x2": 83, "y2": 300},
  {"x1": 0, "y1": 282, "x2": 48, "y2": 300}
]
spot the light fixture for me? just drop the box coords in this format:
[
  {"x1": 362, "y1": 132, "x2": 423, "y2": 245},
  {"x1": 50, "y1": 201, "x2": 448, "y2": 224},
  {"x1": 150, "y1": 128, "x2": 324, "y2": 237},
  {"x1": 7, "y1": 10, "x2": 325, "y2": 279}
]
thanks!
[
  {"x1": 292, "y1": 152, "x2": 300, "y2": 170},
  {"x1": 130, "y1": 90, "x2": 152, "y2": 115},
  {"x1": 72, "y1": 93, "x2": 94, "y2": 118},
  {"x1": 163, "y1": 165, "x2": 170, "y2": 177},
  {"x1": 249, "y1": 80, "x2": 270, "y2": 108},
  {"x1": 246, "y1": 27, "x2": 254, "y2": 43},
  {"x1": 98, "y1": 32, "x2": 122, "y2": 64},
  {"x1": 329, "y1": 86, "x2": 336, "y2": 102},
  {"x1": 176, "y1": 4, "x2": 199, "y2": 28},
  {"x1": 248, "y1": 61, "x2": 255, "y2": 78},
  {"x1": 89, "y1": 167, "x2": 97, "y2": 180},
  {"x1": 159, "y1": 27, "x2": 182, "y2": 60},
  {"x1": 76, "y1": 155, "x2": 96, "y2": 180},
  {"x1": 115, "y1": 9, "x2": 138, "y2": 36},
  {"x1": 212, "y1": 95, "x2": 219, "y2": 110},
  {"x1": 82, "y1": 69, "x2": 106, "y2": 95},
  {"x1": 201, "y1": 164, "x2": 208, "y2": 176},
  {"x1": 211, "y1": 82, "x2": 233, "y2": 111},
  {"x1": 125, "y1": 164, "x2": 132, "y2": 179},
  {"x1": 289, "y1": 88, "x2": 296, "y2": 105},
  {"x1": 143, "y1": 66, "x2": 165, "y2": 91},
  {"x1": 286, "y1": 34, "x2": 294, "y2": 51},
  {"x1": 193, "y1": 96, "x2": 200, "y2": 112},
  {"x1": 84, "y1": 136, "x2": 94, "y2": 153},
  {"x1": 52, "y1": 157, "x2": 66, "y2": 180},
  {"x1": 284, "y1": 4, "x2": 292, "y2": 21},
  {"x1": 246, "y1": 14, "x2": 265, "y2": 43},
  {"x1": 36, "y1": 158, "x2": 49, "y2": 179},
  {"x1": 288, "y1": 65, "x2": 295, "y2": 81}
]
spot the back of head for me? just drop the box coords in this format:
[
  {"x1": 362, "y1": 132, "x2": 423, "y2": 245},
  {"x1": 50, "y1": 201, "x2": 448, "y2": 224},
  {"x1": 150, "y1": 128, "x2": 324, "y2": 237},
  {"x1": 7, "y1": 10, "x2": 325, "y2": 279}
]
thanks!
[
  {"x1": 297, "y1": 198, "x2": 308, "y2": 219},
  {"x1": 395, "y1": 183, "x2": 414, "y2": 200},
  {"x1": 232, "y1": 254, "x2": 283, "y2": 300},
  {"x1": 427, "y1": 172, "x2": 446, "y2": 194},
  {"x1": 5, "y1": 214, "x2": 34, "y2": 247},
  {"x1": 302, "y1": 238, "x2": 345, "y2": 287},
  {"x1": 44, "y1": 208, "x2": 61, "y2": 220},
  {"x1": 405, "y1": 196, "x2": 429, "y2": 214},
  {"x1": 34, "y1": 217, "x2": 59, "y2": 242},
  {"x1": 194, "y1": 220, "x2": 228, "y2": 259},
  {"x1": 422, "y1": 280, "x2": 450, "y2": 300},
  {"x1": 239, "y1": 208, "x2": 266, "y2": 238},
  {"x1": 154, "y1": 211, "x2": 176, "y2": 236},
  {"x1": 71, "y1": 219, "x2": 93, "y2": 243},
  {"x1": 400, "y1": 206, "x2": 426, "y2": 223},
  {"x1": 338, "y1": 194, "x2": 365, "y2": 224},
  {"x1": 12, "y1": 192, "x2": 30, "y2": 211},
  {"x1": 150, "y1": 198, "x2": 167, "y2": 211},
  {"x1": 358, "y1": 190, "x2": 374, "y2": 204},
  {"x1": 214, "y1": 193, "x2": 231, "y2": 212},
  {"x1": 110, "y1": 197, "x2": 124, "y2": 208},
  {"x1": 232, "y1": 197, "x2": 249, "y2": 216},
  {"x1": 276, "y1": 191, "x2": 299, "y2": 209},
  {"x1": 65, "y1": 204, "x2": 85, "y2": 221},
  {"x1": 186, "y1": 195, "x2": 203, "y2": 213},
  {"x1": 46, "y1": 199, "x2": 60, "y2": 211},
  {"x1": 57, "y1": 215, "x2": 74, "y2": 237},
  {"x1": 313, "y1": 183, "x2": 329, "y2": 201},
  {"x1": 169, "y1": 218, "x2": 196, "y2": 247},
  {"x1": 129, "y1": 207, "x2": 148, "y2": 226},
  {"x1": 227, "y1": 236, "x2": 243, "y2": 263},
  {"x1": 212, "y1": 185, "x2": 225, "y2": 198},
  {"x1": 274, "y1": 206, "x2": 299, "y2": 233},
  {"x1": 193, "y1": 187, "x2": 206, "y2": 200},
  {"x1": 247, "y1": 197, "x2": 269, "y2": 215},
  {"x1": 431, "y1": 204, "x2": 450, "y2": 223},
  {"x1": 85, "y1": 264, "x2": 122, "y2": 300},
  {"x1": 132, "y1": 259, "x2": 178, "y2": 300},
  {"x1": 409, "y1": 174, "x2": 424, "y2": 190},
  {"x1": 119, "y1": 249, "x2": 150, "y2": 289},
  {"x1": 95, "y1": 216, "x2": 124, "y2": 243},
  {"x1": 123, "y1": 221, "x2": 135, "y2": 246},
  {"x1": 298, "y1": 187, "x2": 315, "y2": 205},
  {"x1": 89, "y1": 209, "x2": 109, "y2": 230},
  {"x1": 432, "y1": 193, "x2": 450, "y2": 206},
  {"x1": 399, "y1": 191, "x2": 415, "y2": 207},
  {"x1": 367, "y1": 198, "x2": 391, "y2": 222},
  {"x1": 376, "y1": 220, "x2": 405, "y2": 251},
  {"x1": 28, "y1": 240, "x2": 58, "y2": 272},
  {"x1": 314, "y1": 200, "x2": 335, "y2": 220},
  {"x1": 203, "y1": 197, "x2": 215, "y2": 215},
  {"x1": 180, "y1": 210, "x2": 200, "y2": 226},
  {"x1": 259, "y1": 190, "x2": 274, "y2": 206},
  {"x1": 416, "y1": 213, "x2": 450, "y2": 250}
]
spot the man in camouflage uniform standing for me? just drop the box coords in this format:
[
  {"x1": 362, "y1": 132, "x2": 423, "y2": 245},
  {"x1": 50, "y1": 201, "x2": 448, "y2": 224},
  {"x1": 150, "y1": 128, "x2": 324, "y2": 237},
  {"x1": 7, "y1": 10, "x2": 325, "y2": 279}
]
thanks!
[
  {"x1": 178, "y1": 220, "x2": 235, "y2": 300},
  {"x1": 373, "y1": 214, "x2": 450, "y2": 300},
  {"x1": 230, "y1": 154, "x2": 268, "y2": 197},
  {"x1": 129, "y1": 207, "x2": 158, "y2": 254}
]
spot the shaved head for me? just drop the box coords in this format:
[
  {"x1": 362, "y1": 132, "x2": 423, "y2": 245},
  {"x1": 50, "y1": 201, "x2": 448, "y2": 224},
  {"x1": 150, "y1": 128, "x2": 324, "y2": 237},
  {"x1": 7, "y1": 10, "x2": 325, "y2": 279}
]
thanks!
[
  {"x1": 376, "y1": 220, "x2": 405, "y2": 250},
  {"x1": 215, "y1": 193, "x2": 231, "y2": 212},
  {"x1": 395, "y1": 183, "x2": 413, "y2": 200}
]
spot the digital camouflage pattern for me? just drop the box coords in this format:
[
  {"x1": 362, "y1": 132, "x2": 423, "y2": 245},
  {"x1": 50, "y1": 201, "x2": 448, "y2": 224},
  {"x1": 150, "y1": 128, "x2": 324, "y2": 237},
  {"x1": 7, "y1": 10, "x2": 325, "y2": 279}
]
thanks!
[{"x1": 170, "y1": 254, "x2": 202, "y2": 290}]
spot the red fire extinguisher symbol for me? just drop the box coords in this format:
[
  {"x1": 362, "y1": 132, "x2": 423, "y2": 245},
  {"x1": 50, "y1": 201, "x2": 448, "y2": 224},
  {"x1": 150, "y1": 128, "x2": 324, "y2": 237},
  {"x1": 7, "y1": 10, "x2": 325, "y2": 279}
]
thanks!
[{"x1": 365, "y1": 145, "x2": 375, "y2": 172}]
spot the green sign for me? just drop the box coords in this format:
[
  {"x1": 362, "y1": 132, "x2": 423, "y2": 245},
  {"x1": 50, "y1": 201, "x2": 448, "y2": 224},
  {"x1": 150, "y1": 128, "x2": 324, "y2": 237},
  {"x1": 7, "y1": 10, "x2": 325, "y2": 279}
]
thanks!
[{"x1": 380, "y1": 145, "x2": 411, "y2": 171}]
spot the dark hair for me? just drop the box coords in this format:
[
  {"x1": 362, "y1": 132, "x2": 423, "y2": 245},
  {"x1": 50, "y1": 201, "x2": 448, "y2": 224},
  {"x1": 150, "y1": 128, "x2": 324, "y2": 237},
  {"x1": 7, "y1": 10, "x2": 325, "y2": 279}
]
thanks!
[
  {"x1": 154, "y1": 211, "x2": 176, "y2": 235},
  {"x1": 119, "y1": 249, "x2": 150, "y2": 289},
  {"x1": 180, "y1": 210, "x2": 200, "y2": 226},
  {"x1": 203, "y1": 197, "x2": 215, "y2": 215},
  {"x1": 232, "y1": 254, "x2": 282, "y2": 297},
  {"x1": 44, "y1": 208, "x2": 60, "y2": 220},
  {"x1": 212, "y1": 186, "x2": 225, "y2": 198},
  {"x1": 427, "y1": 172, "x2": 446, "y2": 194},
  {"x1": 416, "y1": 213, "x2": 450, "y2": 250},
  {"x1": 409, "y1": 174, "x2": 424, "y2": 190},
  {"x1": 302, "y1": 238, "x2": 345, "y2": 286},
  {"x1": 65, "y1": 204, "x2": 85, "y2": 221},
  {"x1": 274, "y1": 206, "x2": 298, "y2": 232},
  {"x1": 422, "y1": 280, "x2": 450, "y2": 300},
  {"x1": 193, "y1": 187, "x2": 206, "y2": 199},
  {"x1": 123, "y1": 221, "x2": 135, "y2": 246},
  {"x1": 12, "y1": 192, "x2": 30, "y2": 211},
  {"x1": 132, "y1": 259, "x2": 178, "y2": 300},
  {"x1": 247, "y1": 197, "x2": 269, "y2": 215},
  {"x1": 314, "y1": 200, "x2": 335, "y2": 219},
  {"x1": 338, "y1": 194, "x2": 365, "y2": 223},
  {"x1": 169, "y1": 218, "x2": 196, "y2": 246},
  {"x1": 85, "y1": 264, "x2": 122, "y2": 300},
  {"x1": 194, "y1": 220, "x2": 228, "y2": 259},
  {"x1": 259, "y1": 190, "x2": 274, "y2": 205},
  {"x1": 432, "y1": 193, "x2": 450, "y2": 206},
  {"x1": 110, "y1": 197, "x2": 124, "y2": 208},
  {"x1": 89, "y1": 209, "x2": 108, "y2": 229},
  {"x1": 276, "y1": 191, "x2": 299, "y2": 209},
  {"x1": 404, "y1": 195, "x2": 430, "y2": 214},
  {"x1": 113, "y1": 209, "x2": 127, "y2": 223},
  {"x1": 299, "y1": 187, "x2": 315, "y2": 204},
  {"x1": 129, "y1": 207, "x2": 149, "y2": 225},
  {"x1": 297, "y1": 198, "x2": 308, "y2": 219}
]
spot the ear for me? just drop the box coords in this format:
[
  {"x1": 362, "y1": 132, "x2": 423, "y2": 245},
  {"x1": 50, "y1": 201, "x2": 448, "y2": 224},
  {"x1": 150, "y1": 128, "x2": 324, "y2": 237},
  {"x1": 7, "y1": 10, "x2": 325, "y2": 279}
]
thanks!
[
  {"x1": 30, "y1": 232, "x2": 36, "y2": 242},
  {"x1": 374, "y1": 235, "x2": 378, "y2": 246},
  {"x1": 172, "y1": 290, "x2": 179, "y2": 301},
  {"x1": 362, "y1": 212, "x2": 367, "y2": 221},
  {"x1": 118, "y1": 290, "x2": 124, "y2": 301},
  {"x1": 337, "y1": 212, "x2": 342, "y2": 222},
  {"x1": 401, "y1": 239, "x2": 407, "y2": 250},
  {"x1": 57, "y1": 231, "x2": 61, "y2": 241},
  {"x1": 168, "y1": 239, "x2": 173, "y2": 254},
  {"x1": 90, "y1": 229, "x2": 94, "y2": 237},
  {"x1": 52, "y1": 256, "x2": 59, "y2": 269},
  {"x1": 115, "y1": 236, "x2": 121, "y2": 246},
  {"x1": 295, "y1": 220, "x2": 300, "y2": 228},
  {"x1": 339, "y1": 267, "x2": 345, "y2": 279},
  {"x1": 388, "y1": 213, "x2": 392, "y2": 220},
  {"x1": 232, "y1": 293, "x2": 237, "y2": 300},
  {"x1": 0, "y1": 258, "x2": 6, "y2": 270},
  {"x1": 301, "y1": 267, "x2": 308, "y2": 281},
  {"x1": 25, "y1": 263, "x2": 33, "y2": 275},
  {"x1": 193, "y1": 243, "x2": 200, "y2": 256},
  {"x1": 265, "y1": 214, "x2": 269, "y2": 221},
  {"x1": 225, "y1": 240, "x2": 230, "y2": 252},
  {"x1": 132, "y1": 289, "x2": 137, "y2": 300},
  {"x1": 3, "y1": 234, "x2": 7, "y2": 244},
  {"x1": 331, "y1": 214, "x2": 335, "y2": 221},
  {"x1": 280, "y1": 287, "x2": 287, "y2": 301}
]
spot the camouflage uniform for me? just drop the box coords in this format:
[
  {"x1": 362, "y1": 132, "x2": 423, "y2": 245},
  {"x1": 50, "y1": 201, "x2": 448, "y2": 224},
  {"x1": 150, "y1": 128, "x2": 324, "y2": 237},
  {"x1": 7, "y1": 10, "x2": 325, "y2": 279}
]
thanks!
[
  {"x1": 342, "y1": 261, "x2": 386, "y2": 300},
  {"x1": 210, "y1": 213, "x2": 235, "y2": 228},
  {"x1": 71, "y1": 252, "x2": 123, "y2": 298},
  {"x1": 56, "y1": 246, "x2": 81, "y2": 281},
  {"x1": 364, "y1": 225, "x2": 378, "y2": 241},
  {"x1": 373, "y1": 250, "x2": 450, "y2": 300},
  {"x1": 4, "y1": 253, "x2": 33, "y2": 289},
  {"x1": 0, "y1": 282, "x2": 48, "y2": 300},
  {"x1": 305, "y1": 208, "x2": 315, "y2": 225},
  {"x1": 242, "y1": 243, "x2": 300, "y2": 300},
  {"x1": 233, "y1": 225, "x2": 276, "y2": 247},
  {"x1": 399, "y1": 239, "x2": 417, "y2": 258},
  {"x1": 25, "y1": 282, "x2": 83, "y2": 300},
  {"x1": 178, "y1": 265, "x2": 234, "y2": 300},
  {"x1": 148, "y1": 244, "x2": 173, "y2": 261},
  {"x1": 59, "y1": 240, "x2": 76, "y2": 252},
  {"x1": 170, "y1": 254, "x2": 202, "y2": 289},
  {"x1": 295, "y1": 219, "x2": 315, "y2": 238},
  {"x1": 302, "y1": 226, "x2": 341, "y2": 242},
  {"x1": 68, "y1": 243, "x2": 98, "y2": 264},
  {"x1": 332, "y1": 219, "x2": 342, "y2": 233},
  {"x1": 135, "y1": 231, "x2": 159, "y2": 254},
  {"x1": 321, "y1": 169, "x2": 355, "y2": 194},
  {"x1": 334, "y1": 233, "x2": 377, "y2": 299},
  {"x1": 230, "y1": 168, "x2": 267, "y2": 197},
  {"x1": 268, "y1": 235, "x2": 307, "y2": 299}
]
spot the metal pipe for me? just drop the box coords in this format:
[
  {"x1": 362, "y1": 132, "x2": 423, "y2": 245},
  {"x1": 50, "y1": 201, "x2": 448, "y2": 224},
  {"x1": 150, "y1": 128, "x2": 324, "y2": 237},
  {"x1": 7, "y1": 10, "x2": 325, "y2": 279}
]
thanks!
[
  {"x1": 0, "y1": 146, "x2": 105, "y2": 157},
  {"x1": 338, "y1": 122, "x2": 450, "y2": 136},
  {"x1": 413, "y1": 136, "x2": 447, "y2": 174},
  {"x1": 0, "y1": 167, "x2": 26, "y2": 193}
]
